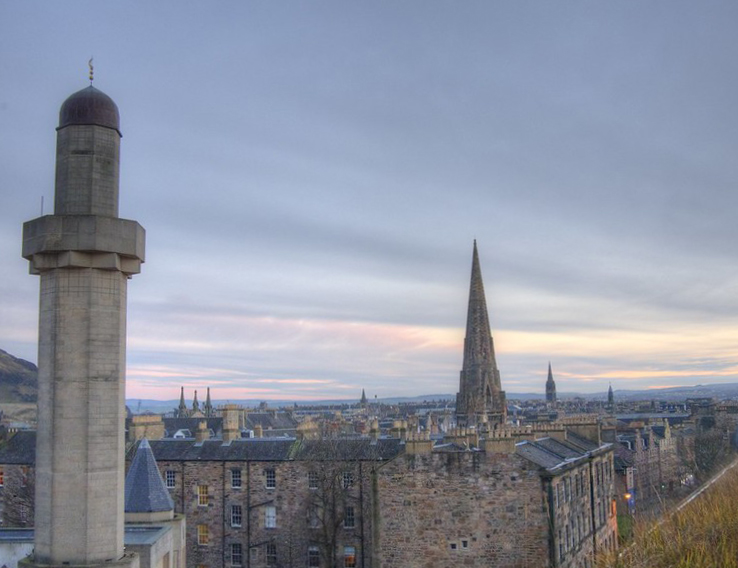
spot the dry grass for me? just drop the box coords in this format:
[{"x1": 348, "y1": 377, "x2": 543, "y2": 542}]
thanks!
[{"x1": 600, "y1": 464, "x2": 738, "y2": 568}]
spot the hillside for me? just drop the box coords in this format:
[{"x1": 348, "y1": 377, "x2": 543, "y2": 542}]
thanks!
[{"x1": 0, "y1": 349, "x2": 38, "y2": 403}]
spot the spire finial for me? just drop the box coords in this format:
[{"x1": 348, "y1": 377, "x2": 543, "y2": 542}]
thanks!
[{"x1": 88, "y1": 57, "x2": 94, "y2": 84}]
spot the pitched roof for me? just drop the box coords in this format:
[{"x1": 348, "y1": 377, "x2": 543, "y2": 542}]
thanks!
[{"x1": 125, "y1": 438, "x2": 174, "y2": 513}]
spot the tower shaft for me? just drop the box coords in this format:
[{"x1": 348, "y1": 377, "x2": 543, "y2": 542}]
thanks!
[{"x1": 22, "y1": 87, "x2": 144, "y2": 566}]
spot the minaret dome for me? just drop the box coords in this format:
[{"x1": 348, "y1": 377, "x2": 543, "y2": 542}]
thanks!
[{"x1": 59, "y1": 85, "x2": 120, "y2": 134}]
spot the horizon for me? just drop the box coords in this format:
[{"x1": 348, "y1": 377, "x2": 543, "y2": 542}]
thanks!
[{"x1": 3, "y1": 3, "x2": 738, "y2": 400}]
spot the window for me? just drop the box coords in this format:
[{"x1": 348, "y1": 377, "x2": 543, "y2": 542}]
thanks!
[
  {"x1": 461, "y1": 540, "x2": 469, "y2": 549},
  {"x1": 165, "y1": 470, "x2": 176, "y2": 489},
  {"x1": 231, "y1": 505, "x2": 242, "y2": 527},
  {"x1": 265, "y1": 506, "x2": 277, "y2": 528},
  {"x1": 342, "y1": 471, "x2": 354, "y2": 489},
  {"x1": 450, "y1": 543, "x2": 457, "y2": 550},
  {"x1": 308, "y1": 546, "x2": 320, "y2": 567},
  {"x1": 266, "y1": 543, "x2": 277, "y2": 565},
  {"x1": 344, "y1": 506, "x2": 355, "y2": 529},
  {"x1": 197, "y1": 524, "x2": 209, "y2": 546},
  {"x1": 344, "y1": 546, "x2": 356, "y2": 568},
  {"x1": 231, "y1": 543, "x2": 242, "y2": 566},
  {"x1": 231, "y1": 469, "x2": 242, "y2": 489},
  {"x1": 308, "y1": 506, "x2": 320, "y2": 528},
  {"x1": 265, "y1": 468, "x2": 276, "y2": 489},
  {"x1": 308, "y1": 471, "x2": 319, "y2": 490},
  {"x1": 198, "y1": 485, "x2": 209, "y2": 506}
]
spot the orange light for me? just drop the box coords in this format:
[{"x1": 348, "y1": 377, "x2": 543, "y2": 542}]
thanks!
[{"x1": 624, "y1": 493, "x2": 632, "y2": 500}]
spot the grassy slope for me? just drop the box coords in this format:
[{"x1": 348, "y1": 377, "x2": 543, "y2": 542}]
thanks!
[{"x1": 601, "y1": 463, "x2": 738, "y2": 568}]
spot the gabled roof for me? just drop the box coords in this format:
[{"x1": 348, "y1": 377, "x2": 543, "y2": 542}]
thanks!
[{"x1": 125, "y1": 438, "x2": 174, "y2": 513}]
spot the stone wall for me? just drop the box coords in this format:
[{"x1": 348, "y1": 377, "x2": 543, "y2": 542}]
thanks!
[{"x1": 374, "y1": 451, "x2": 549, "y2": 568}]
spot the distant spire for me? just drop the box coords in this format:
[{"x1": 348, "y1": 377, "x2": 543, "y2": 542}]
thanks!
[
  {"x1": 178, "y1": 386, "x2": 187, "y2": 417},
  {"x1": 204, "y1": 387, "x2": 213, "y2": 417},
  {"x1": 456, "y1": 241, "x2": 506, "y2": 428},
  {"x1": 360, "y1": 388, "x2": 367, "y2": 407},
  {"x1": 88, "y1": 57, "x2": 94, "y2": 84},
  {"x1": 192, "y1": 389, "x2": 200, "y2": 412},
  {"x1": 607, "y1": 382, "x2": 614, "y2": 409},
  {"x1": 546, "y1": 362, "x2": 557, "y2": 406}
]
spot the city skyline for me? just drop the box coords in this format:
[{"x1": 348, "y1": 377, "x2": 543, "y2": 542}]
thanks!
[{"x1": 2, "y1": 3, "x2": 738, "y2": 400}]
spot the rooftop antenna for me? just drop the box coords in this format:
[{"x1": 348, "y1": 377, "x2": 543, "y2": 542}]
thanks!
[{"x1": 88, "y1": 57, "x2": 94, "y2": 85}]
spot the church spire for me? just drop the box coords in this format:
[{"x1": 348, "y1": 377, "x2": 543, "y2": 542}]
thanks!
[
  {"x1": 607, "y1": 382, "x2": 615, "y2": 411},
  {"x1": 178, "y1": 386, "x2": 187, "y2": 417},
  {"x1": 192, "y1": 389, "x2": 200, "y2": 413},
  {"x1": 456, "y1": 241, "x2": 506, "y2": 428},
  {"x1": 546, "y1": 362, "x2": 557, "y2": 406},
  {"x1": 204, "y1": 387, "x2": 213, "y2": 417},
  {"x1": 360, "y1": 388, "x2": 368, "y2": 408}
]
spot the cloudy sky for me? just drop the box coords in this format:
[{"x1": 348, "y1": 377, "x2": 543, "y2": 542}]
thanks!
[{"x1": 2, "y1": 2, "x2": 738, "y2": 401}]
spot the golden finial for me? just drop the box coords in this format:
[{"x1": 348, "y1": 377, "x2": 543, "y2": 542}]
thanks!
[{"x1": 88, "y1": 58, "x2": 94, "y2": 84}]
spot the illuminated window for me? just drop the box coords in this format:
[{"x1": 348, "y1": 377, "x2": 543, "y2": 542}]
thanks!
[
  {"x1": 266, "y1": 543, "x2": 277, "y2": 565},
  {"x1": 198, "y1": 485, "x2": 209, "y2": 506},
  {"x1": 265, "y1": 506, "x2": 277, "y2": 528},
  {"x1": 344, "y1": 546, "x2": 356, "y2": 568},
  {"x1": 197, "y1": 525, "x2": 209, "y2": 546},
  {"x1": 230, "y1": 543, "x2": 242, "y2": 566},
  {"x1": 231, "y1": 505, "x2": 242, "y2": 527},
  {"x1": 344, "y1": 506, "x2": 355, "y2": 529},
  {"x1": 265, "y1": 468, "x2": 276, "y2": 489},
  {"x1": 231, "y1": 469, "x2": 242, "y2": 489}
]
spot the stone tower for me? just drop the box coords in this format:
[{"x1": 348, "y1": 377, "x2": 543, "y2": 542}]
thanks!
[
  {"x1": 22, "y1": 85, "x2": 144, "y2": 567},
  {"x1": 177, "y1": 386, "x2": 188, "y2": 418},
  {"x1": 455, "y1": 241, "x2": 506, "y2": 428},
  {"x1": 607, "y1": 383, "x2": 615, "y2": 411},
  {"x1": 545, "y1": 362, "x2": 557, "y2": 406}
]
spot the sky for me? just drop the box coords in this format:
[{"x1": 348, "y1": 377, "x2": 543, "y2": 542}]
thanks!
[{"x1": 2, "y1": 2, "x2": 738, "y2": 401}]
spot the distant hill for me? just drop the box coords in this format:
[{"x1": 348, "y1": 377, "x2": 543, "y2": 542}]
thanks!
[{"x1": 0, "y1": 349, "x2": 38, "y2": 403}]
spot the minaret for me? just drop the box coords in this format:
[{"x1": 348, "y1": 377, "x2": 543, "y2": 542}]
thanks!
[
  {"x1": 178, "y1": 386, "x2": 188, "y2": 418},
  {"x1": 545, "y1": 362, "x2": 557, "y2": 407},
  {"x1": 204, "y1": 387, "x2": 213, "y2": 417},
  {"x1": 22, "y1": 82, "x2": 144, "y2": 566},
  {"x1": 455, "y1": 241, "x2": 506, "y2": 428}
]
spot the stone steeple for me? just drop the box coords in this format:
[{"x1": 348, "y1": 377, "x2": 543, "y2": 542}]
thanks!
[
  {"x1": 455, "y1": 241, "x2": 506, "y2": 428},
  {"x1": 360, "y1": 388, "x2": 368, "y2": 408},
  {"x1": 607, "y1": 383, "x2": 615, "y2": 411},
  {"x1": 204, "y1": 387, "x2": 213, "y2": 417},
  {"x1": 545, "y1": 362, "x2": 557, "y2": 406},
  {"x1": 192, "y1": 389, "x2": 200, "y2": 413},
  {"x1": 178, "y1": 386, "x2": 188, "y2": 418}
]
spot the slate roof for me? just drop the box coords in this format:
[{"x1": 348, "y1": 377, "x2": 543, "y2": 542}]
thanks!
[
  {"x1": 162, "y1": 417, "x2": 223, "y2": 437},
  {"x1": 125, "y1": 438, "x2": 174, "y2": 513},
  {"x1": 245, "y1": 412, "x2": 298, "y2": 432},
  {"x1": 515, "y1": 434, "x2": 610, "y2": 473},
  {"x1": 0, "y1": 430, "x2": 36, "y2": 465},
  {"x1": 613, "y1": 444, "x2": 635, "y2": 471},
  {"x1": 142, "y1": 436, "x2": 402, "y2": 463}
]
